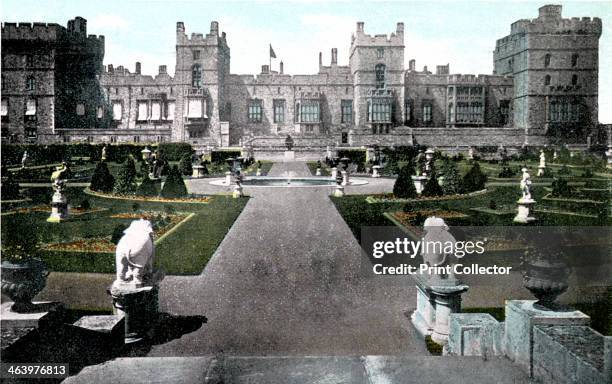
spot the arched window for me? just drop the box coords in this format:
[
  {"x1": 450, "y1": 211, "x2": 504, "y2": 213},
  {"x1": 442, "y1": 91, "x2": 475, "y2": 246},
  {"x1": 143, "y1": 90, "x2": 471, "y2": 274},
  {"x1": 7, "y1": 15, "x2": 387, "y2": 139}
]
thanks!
[
  {"x1": 571, "y1": 54, "x2": 579, "y2": 67},
  {"x1": 571, "y1": 74, "x2": 578, "y2": 86},
  {"x1": 191, "y1": 64, "x2": 202, "y2": 88},
  {"x1": 375, "y1": 64, "x2": 386, "y2": 89},
  {"x1": 544, "y1": 54, "x2": 551, "y2": 68},
  {"x1": 26, "y1": 76, "x2": 35, "y2": 91},
  {"x1": 544, "y1": 75, "x2": 551, "y2": 86}
]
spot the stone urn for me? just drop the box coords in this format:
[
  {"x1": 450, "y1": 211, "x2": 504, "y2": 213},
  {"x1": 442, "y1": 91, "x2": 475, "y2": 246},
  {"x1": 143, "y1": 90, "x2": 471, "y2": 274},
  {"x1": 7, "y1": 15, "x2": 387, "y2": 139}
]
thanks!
[{"x1": 1, "y1": 258, "x2": 49, "y2": 313}]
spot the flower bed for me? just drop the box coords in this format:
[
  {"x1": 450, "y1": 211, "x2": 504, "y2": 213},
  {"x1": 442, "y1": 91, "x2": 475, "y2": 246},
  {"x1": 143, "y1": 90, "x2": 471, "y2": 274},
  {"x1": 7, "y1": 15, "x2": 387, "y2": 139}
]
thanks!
[
  {"x1": 2, "y1": 205, "x2": 107, "y2": 216},
  {"x1": 85, "y1": 188, "x2": 211, "y2": 204},
  {"x1": 366, "y1": 189, "x2": 488, "y2": 204}
]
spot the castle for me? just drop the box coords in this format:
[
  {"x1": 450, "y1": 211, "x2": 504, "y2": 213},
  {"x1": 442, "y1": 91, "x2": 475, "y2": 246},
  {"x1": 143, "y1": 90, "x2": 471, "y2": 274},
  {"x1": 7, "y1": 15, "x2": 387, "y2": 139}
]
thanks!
[{"x1": 0, "y1": 5, "x2": 603, "y2": 151}]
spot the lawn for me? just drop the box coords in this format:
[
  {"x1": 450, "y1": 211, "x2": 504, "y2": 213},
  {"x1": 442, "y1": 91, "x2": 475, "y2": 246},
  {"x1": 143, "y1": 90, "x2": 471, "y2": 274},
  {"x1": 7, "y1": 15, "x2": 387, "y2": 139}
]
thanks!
[{"x1": 3, "y1": 187, "x2": 248, "y2": 275}]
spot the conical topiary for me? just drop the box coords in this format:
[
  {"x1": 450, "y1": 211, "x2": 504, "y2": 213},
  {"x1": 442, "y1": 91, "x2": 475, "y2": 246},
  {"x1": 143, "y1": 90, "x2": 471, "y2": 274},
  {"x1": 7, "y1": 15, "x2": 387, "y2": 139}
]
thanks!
[
  {"x1": 441, "y1": 160, "x2": 462, "y2": 195},
  {"x1": 136, "y1": 174, "x2": 159, "y2": 197},
  {"x1": 113, "y1": 157, "x2": 138, "y2": 195},
  {"x1": 90, "y1": 161, "x2": 115, "y2": 193},
  {"x1": 160, "y1": 165, "x2": 188, "y2": 198},
  {"x1": 393, "y1": 162, "x2": 417, "y2": 199},
  {"x1": 179, "y1": 154, "x2": 193, "y2": 176},
  {"x1": 422, "y1": 170, "x2": 443, "y2": 197},
  {"x1": 462, "y1": 162, "x2": 487, "y2": 193}
]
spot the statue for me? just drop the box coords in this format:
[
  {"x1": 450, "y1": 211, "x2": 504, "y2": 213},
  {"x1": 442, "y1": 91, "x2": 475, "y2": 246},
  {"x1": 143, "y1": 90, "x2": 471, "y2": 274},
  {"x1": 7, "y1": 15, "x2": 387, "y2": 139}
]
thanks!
[
  {"x1": 21, "y1": 150, "x2": 29, "y2": 168},
  {"x1": 101, "y1": 145, "x2": 108, "y2": 161},
  {"x1": 113, "y1": 220, "x2": 156, "y2": 288},
  {"x1": 285, "y1": 135, "x2": 294, "y2": 151},
  {"x1": 50, "y1": 162, "x2": 69, "y2": 194},
  {"x1": 47, "y1": 162, "x2": 70, "y2": 222},
  {"x1": 539, "y1": 151, "x2": 546, "y2": 168},
  {"x1": 520, "y1": 168, "x2": 533, "y2": 201},
  {"x1": 421, "y1": 216, "x2": 464, "y2": 285},
  {"x1": 415, "y1": 150, "x2": 426, "y2": 176}
]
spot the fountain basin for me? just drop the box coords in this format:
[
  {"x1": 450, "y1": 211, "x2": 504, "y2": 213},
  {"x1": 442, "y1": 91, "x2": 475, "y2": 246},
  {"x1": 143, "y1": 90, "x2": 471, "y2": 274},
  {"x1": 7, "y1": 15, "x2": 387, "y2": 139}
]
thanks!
[{"x1": 209, "y1": 177, "x2": 368, "y2": 187}]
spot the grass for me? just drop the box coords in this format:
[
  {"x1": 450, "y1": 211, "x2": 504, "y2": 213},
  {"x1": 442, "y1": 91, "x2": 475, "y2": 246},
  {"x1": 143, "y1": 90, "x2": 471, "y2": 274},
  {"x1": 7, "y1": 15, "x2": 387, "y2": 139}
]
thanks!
[
  {"x1": 306, "y1": 161, "x2": 330, "y2": 176},
  {"x1": 425, "y1": 335, "x2": 443, "y2": 356},
  {"x1": 4, "y1": 187, "x2": 248, "y2": 275}
]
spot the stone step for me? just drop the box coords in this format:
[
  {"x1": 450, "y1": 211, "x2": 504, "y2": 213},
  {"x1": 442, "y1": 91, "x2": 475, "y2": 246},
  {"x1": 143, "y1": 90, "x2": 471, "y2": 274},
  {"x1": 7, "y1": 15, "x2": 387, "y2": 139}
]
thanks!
[{"x1": 63, "y1": 354, "x2": 532, "y2": 384}]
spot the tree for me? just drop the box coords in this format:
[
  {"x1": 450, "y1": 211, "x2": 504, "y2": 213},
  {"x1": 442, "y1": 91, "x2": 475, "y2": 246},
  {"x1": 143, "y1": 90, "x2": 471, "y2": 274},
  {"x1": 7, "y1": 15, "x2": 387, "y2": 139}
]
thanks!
[
  {"x1": 160, "y1": 165, "x2": 188, "y2": 198},
  {"x1": 441, "y1": 160, "x2": 462, "y2": 195},
  {"x1": 422, "y1": 170, "x2": 443, "y2": 197},
  {"x1": 179, "y1": 154, "x2": 193, "y2": 176},
  {"x1": 550, "y1": 177, "x2": 572, "y2": 198},
  {"x1": 136, "y1": 174, "x2": 159, "y2": 196},
  {"x1": 113, "y1": 157, "x2": 137, "y2": 195},
  {"x1": 462, "y1": 162, "x2": 487, "y2": 193},
  {"x1": 393, "y1": 162, "x2": 417, "y2": 198},
  {"x1": 90, "y1": 161, "x2": 115, "y2": 193},
  {"x1": 1, "y1": 171, "x2": 20, "y2": 200}
]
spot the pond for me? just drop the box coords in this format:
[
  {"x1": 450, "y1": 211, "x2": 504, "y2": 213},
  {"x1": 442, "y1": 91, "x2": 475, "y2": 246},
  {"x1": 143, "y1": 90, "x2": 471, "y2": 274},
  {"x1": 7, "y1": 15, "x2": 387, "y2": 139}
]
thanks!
[{"x1": 209, "y1": 177, "x2": 368, "y2": 187}]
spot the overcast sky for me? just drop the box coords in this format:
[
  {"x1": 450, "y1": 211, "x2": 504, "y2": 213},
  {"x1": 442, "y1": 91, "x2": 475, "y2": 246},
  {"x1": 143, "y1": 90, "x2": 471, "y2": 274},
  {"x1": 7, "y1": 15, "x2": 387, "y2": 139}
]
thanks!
[{"x1": 2, "y1": 0, "x2": 611, "y2": 122}]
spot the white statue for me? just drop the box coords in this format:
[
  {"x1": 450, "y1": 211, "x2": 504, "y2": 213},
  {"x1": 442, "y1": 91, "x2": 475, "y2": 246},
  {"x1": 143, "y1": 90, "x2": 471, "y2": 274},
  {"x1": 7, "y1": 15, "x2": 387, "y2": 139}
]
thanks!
[
  {"x1": 520, "y1": 168, "x2": 533, "y2": 201},
  {"x1": 539, "y1": 151, "x2": 546, "y2": 168},
  {"x1": 114, "y1": 220, "x2": 155, "y2": 288},
  {"x1": 21, "y1": 150, "x2": 28, "y2": 168},
  {"x1": 101, "y1": 145, "x2": 108, "y2": 161},
  {"x1": 421, "y1": 216, "x2": 464, "y2": 285}
]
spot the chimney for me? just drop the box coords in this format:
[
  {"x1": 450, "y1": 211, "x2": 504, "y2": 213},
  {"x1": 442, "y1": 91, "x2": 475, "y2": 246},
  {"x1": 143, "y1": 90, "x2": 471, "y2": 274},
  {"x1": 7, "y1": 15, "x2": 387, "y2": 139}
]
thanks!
[
  {"x1": 159, "y1": 65, "x2": 167, "y2": 75},
  {"x1": 396, "y1": 22, "x2": 404, "y2": 34},
  {"x1": 280, "y1": 61, "x2": 284, "y2": 74},
  {"x1": 176, "y1": 22, "x2": 185, "y2": 33},
  {"x1": 319, "y1": 52, "x2": 322, "y2": 67},
  {"x1": 135, "y1": 62, "x2": 141, "y2": 74},
  {"x1": 539, "y1": 5, "x2": 562, "y2": 19},
  {"x1": 261, "y1": 65, "x2": 269, "y2": 74},
  {"x1": 331, "y1": 48, "x2": 338, "y2": 65},
  {"x1": 210, "y1": 21, "x2": 219, "y2": 35},
  {"x1": 108, "y1": 64, "x2": 114, "y2": 73},
  {"x1": 409, "y1": 59, "x2": 415, "y2": 71},
  {"x1": 423, "y1": 65, "x2": 428, "y2": 73},
  {"x1": 356, "y1": 22, "x2": 364, "y2": 32}
]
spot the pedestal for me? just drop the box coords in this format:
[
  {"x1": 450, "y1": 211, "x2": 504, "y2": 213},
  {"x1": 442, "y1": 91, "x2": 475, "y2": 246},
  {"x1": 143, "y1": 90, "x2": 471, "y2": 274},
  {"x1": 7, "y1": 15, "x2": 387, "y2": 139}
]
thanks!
[
  {"x1": 233, "y1": 184, "x2": 244, "y2": 198},
  {"x1": 283, "y1": 150, "x2": 295, "y2": 162},
  {"x1": 514, "y1": 198, "x2": 536, "y2": 223},
  {"x1": 224, "y1": 171, "x2": 232, "y2": 185},
  {"x1": 47, "y1": 192, "x2": 69, "y2": 222},
  {"x1": 333, "y1": 184, "x2": 345, "y2": 197},
  {"x1": 315, "y1": 168, "x2": 322, "y2": 176},
  {"x1": 411, "y1": 175, "x2": 427, "y2": 194},
  {"x1": 411, "y1": 284, "x2": 435, "y2": 337},
  {"x1": 331, "y1": 167, "x2": 338, "y2": 179},
  {"x1": 372, "y1": 165, "x2": 381, "y2": 178},
  {"x1": 108, "y1": 284, "x2": 160, "y2": 344},
  {"x1": 606, "y1": 147, "x2": 612, "y2": 168},
  {"x1": 537, "y1": 166, "x2": 545, "y2": 177},
  {"x1": 431, "y1": 285, "x2": 469, "y2": 345},
  {"x1": 192, "y1": 165, "x2": 205, "y2": 178},
  {"x1": 504, "y1": 300, "x2": 590, "y2": 377},
  {"x1": 256, "y1": 169, "x2": 262, "y2": 176},
  {"x1": 341, "y1": 170, "x2": 349, "y2": 186},
  {"x1": 0, "y1": 301, "x2": 64, "y2": 329}
]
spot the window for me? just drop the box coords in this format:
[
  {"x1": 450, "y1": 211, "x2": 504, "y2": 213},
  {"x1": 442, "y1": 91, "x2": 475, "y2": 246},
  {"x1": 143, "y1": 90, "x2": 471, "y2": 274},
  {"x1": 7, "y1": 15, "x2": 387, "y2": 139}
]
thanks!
[
  {"x1": 137, "y1": 101, "x2": 148, "y2": 121},
  {"x1": 151, "y1": 101, "x2": 161, "y2": 120},
  {"x1": 166, "y1": 101, "x2": 175, "y2": 121},
  {"x1": 25, "y1": 99, "x2": 37, "y2": 116},
  {"x1": 112, "y1": 101, "x2": 122, "y2": 121},
  {"x1": 368, "y1": 101, "x2": 391, "y2": 122},
  {"x1": 341, "y1": 100, "x2": 353, "y2": 123},
  {"x1": 404, "y1": 100, "x2": 413, "y2": 123},
  {"x1": 375, "y1": 64, "x2": 386, "y2": 89},
  {"x1": 133, "y1": 136, "x2": 140, "y2": 143},
  {"x1": 548, "y1": 99, "x2": 581, "y2": 123},
  {"x1": 448, "y1": 103, "x2": 454, "y2": 122},
  {"x1": 193, "y1": 50, "x2": 200, "y2": 60},
  {"x1": 377, "y1": 48, "x2": 384, "y2": 59},
  {"x1": 544, "y1": 54, "x2": 551, "y2": 68},
  {"x1": 76, "y1": 103, "x2": 85, "y2": 116},
  {"x1": 192, "y1": 64, "x2": 202, "y2": 88},
  {"x1": 300, "y1": 102, "x2": 320, "y2": 123},
  {"x1": 1, "y1": 99, "x2": 8, "y2": 117},
  {"x1": 187, "y1": 99, "x2": 205, "y2": 118},
  {"x1": 273, "y1": 99, "x2": 285, "y2": 123},
  {"x1": 571, "y1": 54, "x2": 579, "y2": 67},
  {"x1": 248, "y1": 99, "x2": 263, "y2": 123},
  {"x1": 423, "y1": 104, "x2": 432, "y2": 123},
  {"x1": 97, "y1": 106, "x2": 103, "y2": 119},
  {"x1": 571, "y1": 74, "x2": 578, "y2": 86},
  {"x1": 26, "y1": 76, "x2": 35, "y2": 91},
  {"x1": 544, "y1": 75, "x2": 551, "y2": 86},
  {"x1": 507, "y1": 58, "x2": 513, "y2": 72}
]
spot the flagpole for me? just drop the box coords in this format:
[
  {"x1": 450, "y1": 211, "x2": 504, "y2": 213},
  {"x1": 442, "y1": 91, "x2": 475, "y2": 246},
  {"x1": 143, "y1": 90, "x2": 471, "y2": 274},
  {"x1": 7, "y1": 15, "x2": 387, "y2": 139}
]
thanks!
[{"x1": 269, "y1": 44, "x2": 272, "y2": 72}]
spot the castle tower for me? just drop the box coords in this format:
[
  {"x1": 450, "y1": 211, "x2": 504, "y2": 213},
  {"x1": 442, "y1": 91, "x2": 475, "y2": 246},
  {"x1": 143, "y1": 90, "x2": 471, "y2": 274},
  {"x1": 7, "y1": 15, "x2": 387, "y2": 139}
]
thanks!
[
  {"x1": 349, "y1": 22, "x2": 405, "y2": 137},
  {"x1": 493, "y1": 5, "x2": 601, "y2": 140},
  {"x1": 174, "y1": 21, "x2": 230, "y2": 144}
]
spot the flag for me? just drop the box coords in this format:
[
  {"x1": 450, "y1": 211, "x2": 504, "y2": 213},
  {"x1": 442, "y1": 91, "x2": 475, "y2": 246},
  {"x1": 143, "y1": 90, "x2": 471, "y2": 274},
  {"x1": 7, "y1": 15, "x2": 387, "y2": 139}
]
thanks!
[{"x1": 269, "y1": 44, "x2": 276, "y2": 59}]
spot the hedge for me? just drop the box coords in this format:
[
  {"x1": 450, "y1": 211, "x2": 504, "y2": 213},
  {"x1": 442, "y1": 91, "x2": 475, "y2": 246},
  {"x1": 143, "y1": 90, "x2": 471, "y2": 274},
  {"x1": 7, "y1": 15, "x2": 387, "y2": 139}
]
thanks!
[
  {"x1": 337, "y1": 149, "x2": 366, "y2": 165},
  {"x1": 211, "y1": 150, "x2": 241, "y2": 164}
]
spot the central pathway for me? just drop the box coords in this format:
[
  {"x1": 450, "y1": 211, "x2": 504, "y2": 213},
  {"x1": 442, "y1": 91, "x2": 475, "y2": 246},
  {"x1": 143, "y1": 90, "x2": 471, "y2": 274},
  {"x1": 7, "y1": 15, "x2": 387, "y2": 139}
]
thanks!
[{"x1": 151, "y1": 162, "x2": 425, "y2": 356}]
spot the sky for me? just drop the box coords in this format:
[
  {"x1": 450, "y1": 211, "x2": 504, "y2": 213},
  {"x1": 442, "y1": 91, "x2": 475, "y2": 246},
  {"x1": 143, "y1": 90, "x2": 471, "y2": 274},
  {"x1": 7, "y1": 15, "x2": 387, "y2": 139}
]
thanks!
[{"x1": 2, "y1": 0, "x2": 611, "y2": 122}]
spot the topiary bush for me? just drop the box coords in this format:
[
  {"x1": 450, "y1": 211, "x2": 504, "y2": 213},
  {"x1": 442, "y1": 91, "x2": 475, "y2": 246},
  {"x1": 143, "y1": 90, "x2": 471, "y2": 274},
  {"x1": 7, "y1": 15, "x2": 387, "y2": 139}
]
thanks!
[
  {"x1": 160, "y1": 165, "x2": 188, "y2": 198},
  {"x1": 113, "y1": 157, "x2": 137, "y2": 195},
  {"x1": 441, "y1": 160, "x2": 462, "y2": 195},
  {"x1": 79, "y1": 199, "x2": 91, "y2": 211},
  {"x1": 179, "y1": 154, "x2": 193, "y2": 176},
  {"x1": 422, "y1": 171, "x2": 443, "y2": 197},
  {"x1": 557, "y1": 165, "x2": 571, "y2": 176},
  {"x1": 581, "y1": 168, "x2": 594, "y2": 178},
  {"x1": 498, "y1": 167, "x2": 517, "y2": 178},
  {"x1": 136, "y1": 174, "x2": 159, "y2": 197},
  {"x1": 89, "y1": 161, "x2": 115, "y2": 193},
  {"x1": 462, "y1": 162, "x2": 487, "y2": 193},
  {"x1": 1, "y1": 171, "x2": 20, "y2": 200},
  {"x1": 550, "y1": 178, "x2": 573, "y2": 198},
  {"x1": 393, "y1": 163, "x2": 417, "y2": 198}
]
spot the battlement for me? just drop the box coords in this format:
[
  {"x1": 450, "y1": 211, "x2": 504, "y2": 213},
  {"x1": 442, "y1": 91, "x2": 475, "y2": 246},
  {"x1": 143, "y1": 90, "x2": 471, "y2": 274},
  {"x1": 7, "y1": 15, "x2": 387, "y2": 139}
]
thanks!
[
  {"x1": 350, "y1": 21, "x2": 404, "y2": 50},
  {"x1": 176, "y1": 20, "x2": 228, "y2": 47},
  {"x1": 507, "y1": 5, "x2": 601, "y2": 37},
  {"x1": 103, "y1": 62, "x2": 173, "y2": 82},
  {"x1": 2, "y1": 17, "x2": 105, "y2": 44},
  {"x1": 447, "y1": 74, "x2": 488, "y2": 84}
]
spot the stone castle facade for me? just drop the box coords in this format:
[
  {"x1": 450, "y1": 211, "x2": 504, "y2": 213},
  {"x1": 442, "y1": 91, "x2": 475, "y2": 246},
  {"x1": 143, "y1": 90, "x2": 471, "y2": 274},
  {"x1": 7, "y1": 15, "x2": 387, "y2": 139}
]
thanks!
[{"x1": 0, "y1": 5, "x2": 602, "y2": 148}]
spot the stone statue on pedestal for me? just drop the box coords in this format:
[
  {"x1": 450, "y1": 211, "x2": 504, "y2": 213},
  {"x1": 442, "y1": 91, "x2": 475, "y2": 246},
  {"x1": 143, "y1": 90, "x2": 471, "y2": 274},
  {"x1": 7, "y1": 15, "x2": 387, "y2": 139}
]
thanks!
[
  {"x1": 47, "y1": 162, "x2": 70, "y2": 222},
  {"x1": 113, "y1": 220, "x2": 156, "y2": 288},
  {"x1": 21, "y1": 150, "x2": 29, "y2": 168},
  {"x1": 421, "y1": 216, "x2": 464, "y2": 286},
  {"x1": 520, "y1": 168, "x2": 533, "y2": 201}
]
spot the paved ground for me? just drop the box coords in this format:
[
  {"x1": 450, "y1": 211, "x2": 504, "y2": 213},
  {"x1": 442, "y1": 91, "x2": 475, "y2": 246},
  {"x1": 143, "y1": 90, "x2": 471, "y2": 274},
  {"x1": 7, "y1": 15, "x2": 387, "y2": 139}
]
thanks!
[{"x1": 150, "y1": 162, "x2": 427, "y2": 356}]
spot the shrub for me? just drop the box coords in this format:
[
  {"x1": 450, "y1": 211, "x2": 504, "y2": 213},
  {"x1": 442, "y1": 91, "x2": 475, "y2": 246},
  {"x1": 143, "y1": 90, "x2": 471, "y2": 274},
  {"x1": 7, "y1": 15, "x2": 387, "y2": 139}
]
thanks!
[
  {"x1": 111, "y1": 224, "x2": 128, "y2": 245},
  {"x1": 550, "y1": 178, "x2": 573, "y2": 198},
  {"x1": 160, "y1": 165, "x2": 188, "y2": 198},
  {"x1": 462, "y1": 162, "x2": 487, "y2": 193},
  {"x1": 1, "y1": 171, "x2": 20, "y2": 200},
  {"x1": 211, "y1": 150, "x2": 241, "y2": 164},
  {"x1": 422, "y1": 171, "x2": 443, "y2": 197},
  {"x1": 441, "y1": 160, "x2": 462, "y2": 195},
  {"x1": 113, "y1": 157, "x2": 138, "y2": 195},
  {"x1": 136, "y1": 175, "x2": 159, "y2": 197},
  {"x1": 393, "y1": 163, "x2": 417, "y2": 198},
  {"x1": 89, "y1": 161, "x2": 115, "y2": 193},
  {"x1": 132, "y1": 202, "x2": 140, "y2": 212},
  {"x1": 164, "y1": 205, "x2": 176, "y2": 215},
  {"x1": 157, "y1": 142, "x2": 193, "y2": 162},
  {"x1": 581, "y1": 168, "x2": 594, "y2": 178},
  {"x1": 557, "y1": 165, "x2": 571, "y2": 176},
  {"x1": 179, "y1": 154, "x2": 193, "y2": 176},
  {"x1": 489, "y1": 200, "x2": 497, "y2": 210},
  {"x1": 79, "y1": 199, "x2": 91, "y2": 211},
  {"x1": 498, "y1": 167, "x2": 517, "y2": 178}
]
